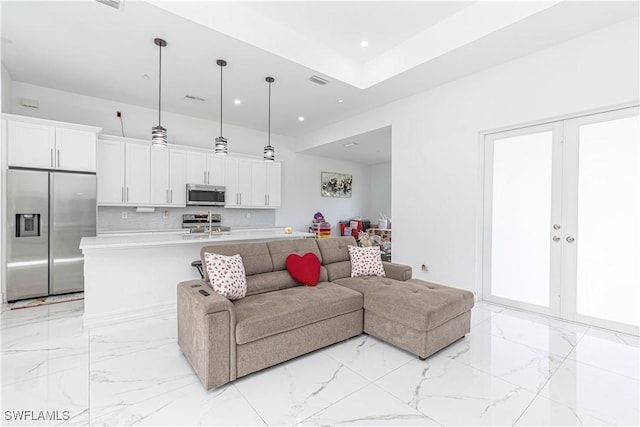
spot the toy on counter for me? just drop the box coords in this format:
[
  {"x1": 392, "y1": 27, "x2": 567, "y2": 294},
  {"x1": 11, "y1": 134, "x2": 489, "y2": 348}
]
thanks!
[{"x1": 313, "y1": 211, "x2": 325, "y2": 223}]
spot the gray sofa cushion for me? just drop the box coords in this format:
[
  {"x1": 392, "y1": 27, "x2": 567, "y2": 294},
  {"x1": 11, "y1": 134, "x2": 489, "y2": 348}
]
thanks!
[
  {"x1": 201, "y1": 242, "x2": 273, "y2": 282},
  {"x1": 317, "y1": 236, "x2": 356, "y2": 264},
  {"x1": 267, "y1": 239, "x2": 323, "y2": 271},
  {"x1": 233, "y1": 282, "x2": 363, "y2": 344},
  {"x1": 365, "y1": 279, "x2": 474, "y2": 331},
  {"x1": 334, "y1": 276, "x2": 405, "y2": 295}
]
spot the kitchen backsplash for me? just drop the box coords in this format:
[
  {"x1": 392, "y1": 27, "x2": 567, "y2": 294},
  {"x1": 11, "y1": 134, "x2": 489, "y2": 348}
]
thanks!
[{"x1": 97, "y1": 206, "x2": 276, "y2": 233}]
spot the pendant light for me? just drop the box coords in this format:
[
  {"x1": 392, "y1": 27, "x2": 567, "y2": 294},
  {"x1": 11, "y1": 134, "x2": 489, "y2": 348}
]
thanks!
[
  {"x1": 151, "y1": 38, "x2": 168, "y2": 147},
  {"x1": 215, "y1": 59, "x2": 228, "y2": 155},
  {"x1": 264, "y1": 77, "x2": 275, "y2": 162}
]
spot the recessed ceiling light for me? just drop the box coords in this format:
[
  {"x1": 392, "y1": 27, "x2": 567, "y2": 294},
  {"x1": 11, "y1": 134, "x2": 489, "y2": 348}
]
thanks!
[
  {"x1": 234, "y1": 99, "x2": 242, "y2": 105},
  {"x1": 298, "y1": 116, "x2": 305, "y2": 122},
  {"x1": 337, "y1": 99, "x2": 344, "y2": 103},
  {"x1": 360, "y1": 40, "x2": 369, "y2": 48}
]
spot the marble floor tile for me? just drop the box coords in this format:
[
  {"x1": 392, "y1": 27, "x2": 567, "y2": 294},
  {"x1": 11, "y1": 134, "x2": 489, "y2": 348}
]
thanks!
[
  {"x1": 323, "y1": 335, "x2": 415, "y2": 381},
  {"x1": 440, "y1": 327, "x2": 564, "y2": 392},
  {"x1": 375, "y1": 356, "x2": 537, "y2": 426},
  {"x1": 478, "y1": 309, "x2": 587, "y2": 357},
  {"x1": 1, "y1": 364, "x2": 89, "y2": 426},
  {"x1": 515, "y1": 395, "x2": 609, "y2": 426},
  {"x1": 539, "y1": 357, "x2": 640, "y2": 426},
  {"x1": 89, "y1": 313, "x2": 177, "y2": 364},
  {"x1": 89, "y1": 341, "x2": 199, "y2": 420},
  {"x1": 91, "y1": 383, "x2": 265, "y2": 426},
  {"x1": 299, "y1": 383, "x2": 440, "y2": 426},
  {"x1": 234, "y1": 351, "x2": 370, "y2": 426},
  {"x1": 2, "y1": 299, "x2": 638, "y2": 427},
  {"x1": 567, "y1": 327, "x2": 639, "y2": 380}
]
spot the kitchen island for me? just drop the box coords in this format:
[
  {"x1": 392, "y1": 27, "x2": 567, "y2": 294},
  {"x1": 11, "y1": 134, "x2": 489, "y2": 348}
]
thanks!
[{"x1": 80, "y1": 229, "x2": 314, "y2": 327}]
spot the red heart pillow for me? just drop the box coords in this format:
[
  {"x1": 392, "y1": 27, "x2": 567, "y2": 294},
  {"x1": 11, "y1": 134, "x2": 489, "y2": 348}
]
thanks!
[{"x1": 286, "y1": 252, "x2": 321, "y2": 286}]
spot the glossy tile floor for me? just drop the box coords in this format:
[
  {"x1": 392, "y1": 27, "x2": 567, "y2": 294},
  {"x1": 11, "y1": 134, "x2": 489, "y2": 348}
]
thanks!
[{"x1": 1, "y1": 300, "x2": 638, "y2": 426}]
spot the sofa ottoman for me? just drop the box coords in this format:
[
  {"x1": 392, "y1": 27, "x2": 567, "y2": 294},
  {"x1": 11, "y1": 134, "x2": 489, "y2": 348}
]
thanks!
[{"x1": 363, "y1": 279, "x2": 474, "y2": 359}]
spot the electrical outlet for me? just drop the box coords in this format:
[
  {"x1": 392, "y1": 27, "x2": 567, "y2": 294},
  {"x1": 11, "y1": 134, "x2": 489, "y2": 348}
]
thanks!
[
  {"x1": 163, "y1": 210, "x2": 169, "y2": 218},
  {"x1": 121, "y1": 211, "x2": 127, "y2": 219},
  {"x1": 116, "y1": 111, "x2": 122, "y2": 118},
  {"x1": 421, "y1": 264, "x2": 428, "y2": 272}
]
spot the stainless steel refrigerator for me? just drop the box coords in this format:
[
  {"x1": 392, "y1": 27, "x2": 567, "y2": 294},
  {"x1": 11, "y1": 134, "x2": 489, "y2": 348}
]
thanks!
[{"x1": 6, "y1": 169, "x2": 96, "y2": 301}]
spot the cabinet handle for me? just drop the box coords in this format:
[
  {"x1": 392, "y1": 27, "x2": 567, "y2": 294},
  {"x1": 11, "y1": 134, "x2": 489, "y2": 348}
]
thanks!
[
  {"x1": 204, "y1": 171, "x2": 207, "y2": 184},
  {"x1": 51, "y1": 149, "x2": 54, "y2": 168},
  {"x1": 122, "y1": 187, "x2": 125, "y2": 203},
  {"x1": 170, "y1": 189, "x2": 173, "y2": 203},
  {"x1": 126, "y1": 187, "x2": 129, "y2": 202},
  {"x1": 207, "y1": 171, "x2": 211, "y2": 184},
  {"x1": 265, "y1": 194, "x2": 267, "y2": 206},
  {"x1": 166, "y1": 189, "x2": 169, "y2": 204},
  {"x1": 57, "y1": 150, "x2": 60, "y2": 168},
  {"x1": 268, "y1": 194, "x2": 270, "y2": 206}
]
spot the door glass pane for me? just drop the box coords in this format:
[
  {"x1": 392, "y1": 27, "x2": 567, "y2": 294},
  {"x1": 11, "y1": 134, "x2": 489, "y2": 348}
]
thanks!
[
  {"x1": 491, "y1": 131, "x2": 553, "y2": 307},
  {"x1": 576, "y1": 115, "x2": 640, "y2": 326}
]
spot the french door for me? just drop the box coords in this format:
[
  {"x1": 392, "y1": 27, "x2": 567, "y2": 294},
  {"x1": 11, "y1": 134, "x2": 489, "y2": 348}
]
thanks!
[{"x1": 483, "y1": 106, "x2": 639, "y2": 335}]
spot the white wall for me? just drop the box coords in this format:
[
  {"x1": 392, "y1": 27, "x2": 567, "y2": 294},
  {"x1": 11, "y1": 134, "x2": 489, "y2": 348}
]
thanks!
[
  {"x1": 7, "y1": 82, "x2": 371, "y2": 233},
  {"x1": 1, "y1": 64, "x2": 12, "y2": 113},
  {"x1": 368, "y1": 162, "x2": 392, "y2": 222},
  {"x1": 299, "y1": 18, "x2": 640, "y2": 292}
]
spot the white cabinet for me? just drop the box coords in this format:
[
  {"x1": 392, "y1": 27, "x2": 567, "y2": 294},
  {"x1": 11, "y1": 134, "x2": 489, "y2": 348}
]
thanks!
[
  {"x1": 169, "y1": 149, "x2": 188, "y2": 205},
  {"x1": 6, "y1": 118, "x2": 98, "y2": 172},
  {"x1": 186, "y1": 151, "x2": 225, "y2": 186},
  {"x1": 250, "y1": 161, "x2": 281, "y2": 208},
  {"x1": 97, "y1": 139, "x2": 150, "y2": 205},
  {"x1": 225, "y1": 157, "x2": 252, "y2": 207},
  {"x1": 150, "y1": 147, "x2": 187, "y2": 206},
  {"x1": 97, "y1": 139, "x2": 125, "y2": 204}
]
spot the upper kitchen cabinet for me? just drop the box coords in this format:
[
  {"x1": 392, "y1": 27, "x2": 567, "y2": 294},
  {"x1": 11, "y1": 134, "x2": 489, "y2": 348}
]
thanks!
[
  {"x1": 96, "y1": 137, "x2": 150, "y2": 205},
  {"x1": 251, "y1": 161, "x2": 282, "y2": 208},
  {"x1": 150, "y1": 146, "x2": 187, "y2": 206},
  {"x1": 5, "y1": 114, "x2": 101, "y2": 172},
  {"x1": 224, "y1": 157, "x2": 252, "y2": 207},
  {"x1": 186, "y1": 150, "x2": 226, "y2": 186}
]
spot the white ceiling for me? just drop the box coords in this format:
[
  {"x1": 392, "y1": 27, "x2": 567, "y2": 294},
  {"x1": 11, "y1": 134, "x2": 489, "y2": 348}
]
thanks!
[
  {"x1": 301, "y1": 126, "x2": 392, "y2": 166},
  {"x1": 1, "y1": 1, "x2": 638, "y2": 164}
]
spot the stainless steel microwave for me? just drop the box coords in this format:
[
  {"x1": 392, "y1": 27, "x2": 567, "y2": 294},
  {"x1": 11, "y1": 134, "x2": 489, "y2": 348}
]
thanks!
[{"x1": 186, "y1": 184, "x2": 225, "y2": 206}]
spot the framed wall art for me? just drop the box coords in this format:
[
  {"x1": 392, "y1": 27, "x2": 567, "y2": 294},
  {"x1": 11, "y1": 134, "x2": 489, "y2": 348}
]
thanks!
[{"x1": 321, "y1": 172, "x2": 352, "y2": 198}]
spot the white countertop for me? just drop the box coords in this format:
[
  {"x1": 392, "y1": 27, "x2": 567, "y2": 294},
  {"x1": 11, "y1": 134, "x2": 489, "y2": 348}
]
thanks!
[{"x1": 81, "y1": 229, "x2": 314, "y2": 251}]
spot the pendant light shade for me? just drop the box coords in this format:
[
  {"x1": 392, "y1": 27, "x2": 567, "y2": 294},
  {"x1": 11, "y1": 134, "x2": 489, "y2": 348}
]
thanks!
[
  {"x1": 152, "y1": 38, "x2": 168, "y2": 147},
  {"x1": 264, "y1": 76, "x2": 275, "y2": 162},
  {"x1": 215, "y1": 59, "x2": 228, "y2": 155}
]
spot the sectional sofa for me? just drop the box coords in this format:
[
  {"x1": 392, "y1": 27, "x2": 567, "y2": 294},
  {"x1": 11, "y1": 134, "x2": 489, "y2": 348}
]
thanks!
[{"x1": 177, "y1": 236, "x2": 474, "y2": 390}]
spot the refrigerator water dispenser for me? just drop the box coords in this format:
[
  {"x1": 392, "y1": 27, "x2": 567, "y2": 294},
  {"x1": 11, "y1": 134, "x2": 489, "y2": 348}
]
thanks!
[{"x1": 16, "y1": 213, "x2": 40, "y2": 237}]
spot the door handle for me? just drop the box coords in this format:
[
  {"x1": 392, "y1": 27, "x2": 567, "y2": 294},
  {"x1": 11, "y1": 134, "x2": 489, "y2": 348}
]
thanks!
[
  {"x1": 552, "y1": 236, "x2": 560, "y2": 242},
  {"x1": 566, "y1": 236, "x2": 575, "y2": 243},
  {"x1": 553, "y1": 224, "x2": 561, "y2": 230}
]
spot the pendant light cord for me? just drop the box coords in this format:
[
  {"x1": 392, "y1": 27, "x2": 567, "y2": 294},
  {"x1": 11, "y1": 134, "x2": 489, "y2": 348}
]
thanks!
[
  {"x1": 268, "y1": 80, "x2": 271, "y2": 146},
  {"x1": 219, "y1": 64, "x2": 223, "y2": 136},
  {"x1": 158, "y1": 43, "x2": 162, "y2": 127}
]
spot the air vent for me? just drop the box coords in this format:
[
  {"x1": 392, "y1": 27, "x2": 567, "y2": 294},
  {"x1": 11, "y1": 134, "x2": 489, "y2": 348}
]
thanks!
[
  {"x1": 309, "y1": 75, "x2": 329, "y2": 86},
  {"x1": 96, "y1": 0, "x2": 121, "y2": 9},
  {"x1": 184, "y1": 94, "x2": 206, "y2": 102}
]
